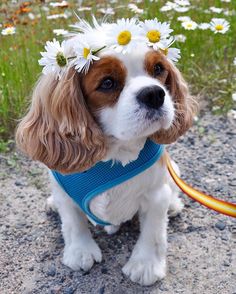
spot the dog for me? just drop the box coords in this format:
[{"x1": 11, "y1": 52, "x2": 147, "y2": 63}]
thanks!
[{"x1": 16, "y1": 34, "x2": 196, "y2": 285}]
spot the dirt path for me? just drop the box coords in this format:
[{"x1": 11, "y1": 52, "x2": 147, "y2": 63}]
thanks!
[{"x1": 0, "y1": 112, "x2": 236, "y2": 294}]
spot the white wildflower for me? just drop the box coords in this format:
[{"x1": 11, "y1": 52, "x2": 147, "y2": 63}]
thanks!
[
  {"x1": 174, "y1": 34, "x2": 187, "y2": 42},
  {"x1": 73, "y1": 36, "x2": 100, "y2": 74},
  {"x1": 39, "y1": 39, "x2": 71, "y2": 79},
  {"x1": 1, "y1": 26, "x2": 16, "y2": 35},
  {"x1": 198, "y1": 23, "x2": 210, "y2": 30},
  {"x1": 182, "y1": 20, "x2": 198, "y2": 30},
  {"x1": 105, "y1": 18, "x2": 142, "y2": 54},
  {"x1": 210, "y1": 18, "x2": 230, "y2": 34},
  {"x1": 53, "y1": 29, "x2": 69, "y2": 36},
  {"x1": 210, "y1": 7, "x2": 223, "y2": 13},
  {"x1": 128, "y1": 4, "x2": 144, "y2": 14}
]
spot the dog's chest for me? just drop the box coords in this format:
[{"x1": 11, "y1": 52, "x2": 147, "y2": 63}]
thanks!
[{"x1": 90, "y1": 162, "x2": 165, "y2": 225}]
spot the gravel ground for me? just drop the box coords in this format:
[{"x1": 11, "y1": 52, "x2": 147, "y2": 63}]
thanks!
[{"x1": 0, "y1": 112, "x2": 236, "y2": 294}]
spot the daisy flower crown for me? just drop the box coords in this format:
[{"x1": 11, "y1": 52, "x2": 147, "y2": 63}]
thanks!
[{"x1": 39, "y1": 16, "x2": 181, "y2": 80}]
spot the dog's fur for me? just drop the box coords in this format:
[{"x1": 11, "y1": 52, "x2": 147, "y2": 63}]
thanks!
[{"x1": 16, "y1": 44, "x2": 196, "y2": 285}]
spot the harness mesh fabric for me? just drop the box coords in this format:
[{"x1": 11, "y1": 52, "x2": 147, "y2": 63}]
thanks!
[{"x1": 51, "y1": 140, "x2": 164, "y2": 226}]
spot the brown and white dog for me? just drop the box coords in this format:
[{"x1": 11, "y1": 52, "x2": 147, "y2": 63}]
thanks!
[{"x1": 16, "y1": 43, "x2": 196, "y2": 285}]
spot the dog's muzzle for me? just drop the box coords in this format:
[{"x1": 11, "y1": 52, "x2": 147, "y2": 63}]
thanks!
[{"x1": 137, "y1": 85, "x2": 165, "y2": 110}]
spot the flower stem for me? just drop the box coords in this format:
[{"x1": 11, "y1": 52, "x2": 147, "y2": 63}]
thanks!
[{"x1": 92, "y1": 46, "x2": 106, "y2": 55}]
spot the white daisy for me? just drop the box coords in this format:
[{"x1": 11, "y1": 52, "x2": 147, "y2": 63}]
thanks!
[
  {"x1": 39, "y1": 39, "x2": 71, "y2": 79},
  {"x1": 174, "y1": 34, "x2": 187, "y2": 42},
  {"x1": 49, "y1": 1, "x2": 68, "y2": 7},
  {"x1": 158, "y1": 39, "x2": 181, "y2": 63},
  {"x1": 174, "y1": 0, "x2": 190, "y2": 6},
  {"x1": 77, "y1": 7, "x2": 91, "y2": 12},
  {"x1": 162, "y1": 47, "x2": 181, "y2": 63},
  {"x1": 233, "y1": 57, "x2": 236, "y2": 65},
  {"x1": 47, "y1": 13, "x2": 68, "y2": 20},
  {"x1": 1, "y1": 26, "x2": 16, "y2": 35},
  {"x1": 198, "y1": 23, "x2": 210, "y2": 30},
  {"x1": 70, "y1": 16, "x2": 107, "y2": 49},
  {"x1": 73, "y1": 36, "x2": 100, "y2": 74},
  {"x1": 210, "y1": 18, "x2": 230, "y2": 34},
  {"x1": 28, "y1": 13, "x2": 35, "y2": 20},
  {"x1": 160, "y1": 5, "x2": 173, "y2": 12},
  {"x1": 160, "y1": 1, "x2": 178, "y2": 12},
  {"x1": 53, "y1": 29, "x2": 69, "y2": 36},
  {"x1": 141, "y1": 19, "x2": 173, "y2": 50},
  {"x1": 105, "y1": 18, "x2": 142, "y2": 54},
  {"x1": 232, "y1": 93, "x2": 236, "y2": 102},
  {"x1": 227, "y1": 109, "x2": 236, "y2": 119},
  {"x1": 128, "y1": 4, "x2": 144, "y2": 14},
  {"x1": 210, "y1": 7, "x2": 223, "y2": 13},
  {"x1": 174, "y1": 6, "x2": 190, "y2": 12},
  {"x1": 181, "y1": 20, "x2": 198, "y2": 30},
  {"x1": 177, "y1": 16, "x2": 191, "y2": 22},
  {"x1": 98, "y1": 8, "x2": 115, "y2": 15}
]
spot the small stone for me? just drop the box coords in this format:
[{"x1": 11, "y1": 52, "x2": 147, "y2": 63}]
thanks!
[
  {"x1": 46, "y1": 266, "x2": 56, "y2": 277},
  {"x1": 159, "y1": 283, "x2": 169, "y2": 291},
  {"x1": 215, "y1": 221, "x2": 226, "y2": 231},
  {"x1": 186, "y1": 225, "x2": 199, "y2": 233},
  {"x1": 99, "y1": 286, "x2": 105, "y2": 294},
  {"x1": 229, "y1": 180, "x2": 236, "y2": 187},
  {"x1": 101, "y1": 267, "x2": 108, "y2": 274},
  {"x1": 221, "y1": 235, "x2": 228, "y2": 241},
  {"x1": 15, "y1": 180, "x2": 24, "y2": 186},
  {"x1": 29, "y1": 266, "x2": 34, "y2": 271},
  {"x1": 223, "y1": 261, "x2": 230, "y2": 267},
  {"x1": 63, "y1": 287, "x2": 75, "y2": 294}
]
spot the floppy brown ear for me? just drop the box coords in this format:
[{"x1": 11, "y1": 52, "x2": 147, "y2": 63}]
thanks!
[
  {"x1": 16, "y1": 70, "x2": 107, "y2": 173},
  {"x1": 151, "y1": 62, "x2": 197, "y2": 144}
]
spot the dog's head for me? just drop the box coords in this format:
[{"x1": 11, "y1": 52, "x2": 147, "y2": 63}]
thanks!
[{"x1": 16, "y1": 43, "x2": 196, "y2": 173}]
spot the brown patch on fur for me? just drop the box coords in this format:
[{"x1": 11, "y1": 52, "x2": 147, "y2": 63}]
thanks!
[
  {"x1": 81, "y1": 56, "x2": 127, "y2": 112},
  {"x1": 144, "y1": 51, "x2": 169, "y2": 84},
  {"x1": 16, "y1": 69, "x2": 107, "y2": 174},
  {"x1": 145, "y1": 50, "x2": 197, "y2": 144},
  {"x1": 159, "y1": 153, "x2": 167, "y2": 167}
]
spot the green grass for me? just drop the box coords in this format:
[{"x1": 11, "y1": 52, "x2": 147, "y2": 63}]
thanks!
[{"x1": 0, "y1": 0, "x2": 235, "y2": 142}]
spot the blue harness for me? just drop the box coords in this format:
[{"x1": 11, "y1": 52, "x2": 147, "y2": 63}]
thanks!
[{"x1": 51, "y1": 140, "x2": 164, "y2": 226}]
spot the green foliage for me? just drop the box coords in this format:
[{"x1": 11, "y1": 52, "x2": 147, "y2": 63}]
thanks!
[{"x1": 0, "y1": 0, "x2": 235, "y2": 145}]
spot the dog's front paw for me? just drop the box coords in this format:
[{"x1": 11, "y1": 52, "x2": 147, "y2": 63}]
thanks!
[
  {"x1": 63, "y1": 240, "x2": 102, "y2": 272},
  {"x1": 122, "y1": 257, "x2": 166, "y2": 286},
  {"x1": 104, "y1": 225, "x2": 120, "y2": 235},
  {"x1": 168, "y1": 196, "x2": 184, "y2": 217},
  {"x1": 45, "y1": 195, "x2": 57, "y2": 212}
]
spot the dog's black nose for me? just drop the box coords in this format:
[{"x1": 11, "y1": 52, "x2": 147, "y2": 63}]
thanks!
[{"x1": 137, "y1": 86, "x2": 165, "y2": 110}]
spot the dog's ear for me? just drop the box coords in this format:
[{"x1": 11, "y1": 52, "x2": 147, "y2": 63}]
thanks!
[
  {"x1": 16, "y1": 70, "x2": 107, "y2": 173},
  {"x1": 151, "y1": 61, "x2": 197, "y2": 144}
]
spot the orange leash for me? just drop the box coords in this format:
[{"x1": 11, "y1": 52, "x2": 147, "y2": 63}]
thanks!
[{"x1": 166, "y1": 152, "x2": 236, "y2": 218}]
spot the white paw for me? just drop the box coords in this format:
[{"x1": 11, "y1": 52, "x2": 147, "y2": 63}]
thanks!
[
  {"x1": 122, "y1": 257, "x2": 166, "y2": 286},
  {"x1": 45, "y1": 195, "x2": 57, "y2": 212},
  {"x1": 104, "y1": 225, "x2": 120, "y2": 235},
  {"x1": 168, "y1": 196, "x2": 184, "y2": 217},
  {"x1": 63, "y1": 240, "x2": 102, "y2": 272}
]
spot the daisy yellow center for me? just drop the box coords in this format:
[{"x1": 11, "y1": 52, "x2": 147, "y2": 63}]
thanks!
[
  {"x1": 161, "y1": 48, "x2": 168, "y2": 56},
  {"x1": 186, "y1": 23, "x2": 193, "y2": 28},
  {"x1": 56, "y1": 52, "x2": 67, "y2": 67},
  {"x1": 83, "y1": 47, "x2": 90, "y2": 59},
  {"x1": 117, "y1": 31, "x2": 131, "y2": 46},
  {"x1": 146, "y1": 30, "x2": 161, "y2": 43},
  {"x1": 215, "y1": 24, "x2": 224, "y2": 31}
]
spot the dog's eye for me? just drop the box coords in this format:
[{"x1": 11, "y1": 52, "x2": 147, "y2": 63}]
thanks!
[
  {"x1": 154, "y1": 63, "x2": 164, "y2": 77},
  {"x1": 98, "y1": 77, "x2": 115, "y2": 91}
]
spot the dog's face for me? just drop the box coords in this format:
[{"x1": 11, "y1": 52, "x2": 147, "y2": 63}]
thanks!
[
  {"x1": 83, "y1": 47, "x2": 174, "y2": 141},
  {"x1": 16, "y1": 45, "x2": 196, "y2": 173}
]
